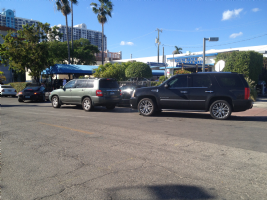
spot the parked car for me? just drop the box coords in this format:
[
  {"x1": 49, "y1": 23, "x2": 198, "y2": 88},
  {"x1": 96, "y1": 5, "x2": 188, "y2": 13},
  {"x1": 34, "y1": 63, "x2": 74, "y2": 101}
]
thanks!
[
  {"x1": 256, "y1": 80, "x2": 266, "y2": 94},
  {"x1": 130, "y1": 72, "x2": 253, "y2": 120},
  {"x1": 0, "y1": 85, "x2": 17, "y2": 97},
  {"x1": 49, "y1": 78, "x2": 121, "y2": 111},
  {"x1": 18, "y1": 86, "x2": 47, "y2": 102},
  {"x1": 118, "y1": 85, "x2": 143, "y2": 107}
]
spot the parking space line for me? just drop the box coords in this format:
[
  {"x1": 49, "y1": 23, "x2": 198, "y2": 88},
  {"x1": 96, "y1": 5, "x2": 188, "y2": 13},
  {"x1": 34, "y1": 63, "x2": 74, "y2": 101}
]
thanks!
[{"x1": 39, "y1": 122, "x2": 94, "y2": 134}]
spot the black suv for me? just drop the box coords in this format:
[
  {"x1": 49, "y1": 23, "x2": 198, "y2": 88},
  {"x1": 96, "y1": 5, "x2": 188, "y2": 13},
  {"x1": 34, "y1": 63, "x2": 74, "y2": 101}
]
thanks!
[
  {"x1": 130, "y1": 72, "x2": 253, "y2": 120},
  {"x1": 49, "y1": 78, "x2": 121, "y2": 111}
]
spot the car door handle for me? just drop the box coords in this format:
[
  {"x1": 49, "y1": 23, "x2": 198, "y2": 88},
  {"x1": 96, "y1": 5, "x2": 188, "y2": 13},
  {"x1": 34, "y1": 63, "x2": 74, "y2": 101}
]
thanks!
[
  {"x1": 205, "y1": 91, "x2": 213, "y2": 93},
  {"x1": 180, "y1": 91, "x2": 188, "y2": 94}
]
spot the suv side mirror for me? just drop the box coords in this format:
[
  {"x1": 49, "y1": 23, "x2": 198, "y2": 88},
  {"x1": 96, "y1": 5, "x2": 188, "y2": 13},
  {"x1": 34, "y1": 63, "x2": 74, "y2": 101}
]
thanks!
[{"x1": 164, "y1": 83, "x2": 169, "y2": 88}]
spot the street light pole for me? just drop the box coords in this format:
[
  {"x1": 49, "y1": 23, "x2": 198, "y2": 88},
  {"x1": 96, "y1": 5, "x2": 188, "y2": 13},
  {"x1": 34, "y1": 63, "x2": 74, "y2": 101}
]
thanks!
[
  {"x1": 202, "y1": 37, "x2": 219, "y2": 72},
  {"x1": 202, "y1": 38, "x2": 207, "y2": 72}
]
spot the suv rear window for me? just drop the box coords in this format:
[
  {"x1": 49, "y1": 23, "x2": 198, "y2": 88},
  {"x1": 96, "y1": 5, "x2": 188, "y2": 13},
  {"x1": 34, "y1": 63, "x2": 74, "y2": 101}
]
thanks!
[
  {"x1": 99, "y1": 80, "x2": 119, "y2": 88},
  {"x1": 215, "y1": 75, "x2": 243, "y2": 87}
]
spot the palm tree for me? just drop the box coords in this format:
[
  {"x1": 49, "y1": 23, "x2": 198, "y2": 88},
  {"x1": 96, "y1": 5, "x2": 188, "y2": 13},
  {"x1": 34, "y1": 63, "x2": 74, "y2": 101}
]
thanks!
[
  {"x1": 56, "y1": 0, "x2": 71, "y2": 64},
  {"x1": 70, "y1": 0, "x2": 78, "y2": 64},
  {"x1": 173, "y1": 46, "x2": 183, "y2": 54},
  {"x1": 90, "y1": 0, "x2": 113, "y2": 65}
]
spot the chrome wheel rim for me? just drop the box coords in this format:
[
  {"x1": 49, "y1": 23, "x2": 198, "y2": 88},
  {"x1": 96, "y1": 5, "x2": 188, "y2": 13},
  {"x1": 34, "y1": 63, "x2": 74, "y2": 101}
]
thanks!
[
  {"x1": 212, "y1": 102, "x2": 230, "y2": 119},
  {"x1": 139, "y1": 100, "x2": 153, "y2": 115},
  {"x1": 83, "y1": 99, "x2": 91, "y2": 110},
  {"x1": 52, "y1": 97, "x2": 58, "y2": 107}
]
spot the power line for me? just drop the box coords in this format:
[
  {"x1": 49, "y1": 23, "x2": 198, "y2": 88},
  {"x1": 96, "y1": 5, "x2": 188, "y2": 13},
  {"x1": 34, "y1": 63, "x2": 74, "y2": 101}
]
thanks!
[
  {"x1": 163, "y1": 33, "x2": 267, "y2": 49},
  {"x1": 161, "y1": 19, "x2": 267, "y2": 33}
]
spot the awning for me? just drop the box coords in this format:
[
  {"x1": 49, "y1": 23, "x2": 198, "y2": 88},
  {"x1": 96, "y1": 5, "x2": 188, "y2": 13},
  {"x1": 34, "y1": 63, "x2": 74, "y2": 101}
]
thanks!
[
  {"x1": 43, "y1": 64, "x2": 98, "y2": 75},
  {"x1": 42, "y1": 64, "x2": 165, "y2": 76}
]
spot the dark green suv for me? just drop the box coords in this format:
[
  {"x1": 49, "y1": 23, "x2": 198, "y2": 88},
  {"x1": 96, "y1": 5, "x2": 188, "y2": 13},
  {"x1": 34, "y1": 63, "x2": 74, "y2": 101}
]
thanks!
[{"x1": 49, "y1": 78, "x2": 121, "y2": 111}]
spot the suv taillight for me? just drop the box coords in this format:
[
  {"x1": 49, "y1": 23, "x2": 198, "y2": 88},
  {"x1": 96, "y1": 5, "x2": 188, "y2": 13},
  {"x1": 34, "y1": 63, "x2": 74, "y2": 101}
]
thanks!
[
  {"x1": 96, "y1": 90, "x2": 103, "y2": 97},
  {"x1": 120, "y1": 89, "x2": 122, "y2": 96},
  {"x1": 244, "y1": 87, "x2": 250, "y2": 100}
]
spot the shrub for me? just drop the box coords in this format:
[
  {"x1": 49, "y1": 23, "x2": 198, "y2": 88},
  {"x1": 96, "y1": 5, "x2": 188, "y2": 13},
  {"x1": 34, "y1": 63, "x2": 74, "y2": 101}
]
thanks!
[
  {"x1": 174, "y1": 69, "x2": 192, "y2": 75},
  {"x1": 9, "y1": 82, "x2": 28, "y2": 93},
  {"x1": 125, "y1": 62, "x2": 152, "y2": 80},
  {"x1": 245, "y1": 77, "x2": 257, "y2": 101},
  {"x1": 215, "y1": 51, "x2": 263, "y2": 83}
]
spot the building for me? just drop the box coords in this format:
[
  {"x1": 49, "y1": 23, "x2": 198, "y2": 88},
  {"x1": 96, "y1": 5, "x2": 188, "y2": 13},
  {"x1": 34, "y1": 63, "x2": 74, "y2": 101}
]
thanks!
[
  {"x1": 54, "y1": 23, "x2": 107, "y2": 52},
  {"x1": 113, "y1": 45, "x2": 267, "y2": 76},
  {"x1": 0, "y1": 9, "x2": 39, "y2": 31}
]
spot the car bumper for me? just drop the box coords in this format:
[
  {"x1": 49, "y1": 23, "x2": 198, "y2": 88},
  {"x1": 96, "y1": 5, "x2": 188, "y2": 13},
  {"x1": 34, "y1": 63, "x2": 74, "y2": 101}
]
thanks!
[
  {"x1": 92, "y1": 96, "x2": 121, "y2": 106},
  {"x1": 0, "y1": 92, "x2": 17, "y2": 96},
  {"x1": 233, "y1": 99, "x2": 253, "y2": 112},
  {"x1": 18, "y1": 95, "x2": 43, "y2": 101},
  {"x1": 130, "y1": 97, "x2": 138, "y2": 109}
]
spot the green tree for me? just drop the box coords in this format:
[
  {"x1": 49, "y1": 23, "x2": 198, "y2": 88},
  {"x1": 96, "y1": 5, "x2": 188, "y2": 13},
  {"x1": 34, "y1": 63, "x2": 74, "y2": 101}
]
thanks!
[
  {"x1": 90, "y1": 0, "x2": 113, "y2": 65},
  {"x1": 0, "y1": 23, "x2": 61, "y2": 82},
  {"x1": 173, "y1": 46, "x2": 183, "y2": 54},
  {"x1": 125, "y1": 62, "x2": 152, "y2": 80},
  {"x1": 0, "y1": 71, "x2": 6, "y2": 83},
  {"x1": 48, "y1": 38, "x2": 99, "y2": 65},
  {"x1": 93, "y1": 62, "x2": 131, "y2": 80},
  {"x1": 56, "y1": 0, "x2": 71, "y2": 64}
]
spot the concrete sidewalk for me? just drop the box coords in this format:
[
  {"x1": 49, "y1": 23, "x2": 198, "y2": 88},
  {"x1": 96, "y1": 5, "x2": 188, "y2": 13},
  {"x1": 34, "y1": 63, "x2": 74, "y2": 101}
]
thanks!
[{"x1": 232, "y1": 95, "x2": 267, "y2": 117}]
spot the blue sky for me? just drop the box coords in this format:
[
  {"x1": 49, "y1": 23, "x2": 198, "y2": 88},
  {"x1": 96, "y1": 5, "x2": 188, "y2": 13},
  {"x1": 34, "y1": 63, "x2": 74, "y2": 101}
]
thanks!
[{"x1": 1, "y1": 0, "x2": 266, "y2": 59}]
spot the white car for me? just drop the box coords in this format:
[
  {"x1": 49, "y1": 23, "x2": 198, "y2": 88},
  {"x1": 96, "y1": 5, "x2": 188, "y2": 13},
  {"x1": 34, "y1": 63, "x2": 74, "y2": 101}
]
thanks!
[{"x1": 0, "y1": 85, "x2": 17, "y2": 97}]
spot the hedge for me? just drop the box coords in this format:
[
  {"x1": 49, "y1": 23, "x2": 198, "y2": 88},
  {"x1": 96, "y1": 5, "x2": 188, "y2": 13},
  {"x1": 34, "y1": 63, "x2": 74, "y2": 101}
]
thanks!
[
  {"x1": 215, "y1": 51, "x2": 263, "y2": 83},
  {"x1": 9, "y1": 82, "x2": 28, "y2": 93}
]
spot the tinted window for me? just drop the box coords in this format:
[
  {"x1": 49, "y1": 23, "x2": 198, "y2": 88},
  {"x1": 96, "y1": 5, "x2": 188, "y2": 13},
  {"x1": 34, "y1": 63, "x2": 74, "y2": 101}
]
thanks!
[
  {"x1": 192, "y1": 75, "x2": 212, "y2": 87},
  {"x1": 75, "y1": 80, "x2": 94, "y2": 88},
  {"x1": 64, "y1": 80, "x2": 76, "y2": 88},
  {"x1": 216, "y1": 75, "x2": 243, "y2": 87},
  {"x1": 99, "y1": 80, "x2": 119, "y2": 88},
  {"x1": 168, "y1": 76, "x2": 187, "y2": 88},
  {"x1": 1, "y1": 85, "x2": 13, "y2": 88},
  {"x1": 25, "y1": 86, "x2": 40, "y2": 91}
]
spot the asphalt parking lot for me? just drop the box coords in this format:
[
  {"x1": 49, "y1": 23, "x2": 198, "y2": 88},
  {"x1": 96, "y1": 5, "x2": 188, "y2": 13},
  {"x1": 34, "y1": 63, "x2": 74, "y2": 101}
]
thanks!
[{"x1": 1, "y1": 96, "x2": 267, "y2": 200}]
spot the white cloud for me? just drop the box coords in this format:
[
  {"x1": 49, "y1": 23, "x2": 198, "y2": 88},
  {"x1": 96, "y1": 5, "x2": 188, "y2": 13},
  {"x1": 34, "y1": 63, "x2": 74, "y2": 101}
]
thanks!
[
  {"x1": 222, "y1": 8, "x2": 243, "y2": 21},
  {"x1": 120, "y1": 41, "x2": 134, "y2": 46},
  {"x1": 195, "y1": 27, "x2": 201, "y2": 31},
  {"x1": 252, "y1": 8, "x2": 259, "y2": 12},
  {"x1": 229, "y1": 32, "x2": 243, "y2": 38}
]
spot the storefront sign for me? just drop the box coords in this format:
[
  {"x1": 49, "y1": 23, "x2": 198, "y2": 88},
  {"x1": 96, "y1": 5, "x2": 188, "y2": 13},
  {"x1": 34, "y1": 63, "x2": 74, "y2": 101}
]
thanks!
[{"x1": 175, "y1": 57, "x2": 203, "y2": 64}]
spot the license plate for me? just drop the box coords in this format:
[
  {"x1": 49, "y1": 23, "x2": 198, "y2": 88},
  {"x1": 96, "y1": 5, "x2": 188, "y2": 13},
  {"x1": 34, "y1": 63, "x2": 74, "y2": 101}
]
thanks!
[
  {"x1": 9, "y1": 90, "x2": 12, "y2": 92},
  {"x1": 110, "y1": 92, "x2": 115, "y2": 95},
  {"x1": 25, "y1": 96, "x2": 30, "y2": 98}
]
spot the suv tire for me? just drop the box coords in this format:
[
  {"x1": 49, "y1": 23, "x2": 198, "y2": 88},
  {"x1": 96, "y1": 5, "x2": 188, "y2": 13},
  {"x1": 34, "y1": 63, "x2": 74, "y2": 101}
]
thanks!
[
  {"x1": 210, "y1": 100, "x2": 232, "y2": 120},
  {"x1": 18, "y1": 98, "x2": 24, "y2": 102},
  {"x1": 82, "y1": 97, "x2": 93, "y2": 111},
  {"x1": 138, "y1": 98, "x2": 155, "y2": 116},
  {"x1": 52, "y1": 96, "x2": 61, "y2": 108}
]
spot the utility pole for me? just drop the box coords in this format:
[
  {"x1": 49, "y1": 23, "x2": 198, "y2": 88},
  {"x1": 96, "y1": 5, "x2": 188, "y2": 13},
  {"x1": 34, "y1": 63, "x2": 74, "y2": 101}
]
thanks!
[{"x1": 155, "y1": 28, "x2": 162, "y2": 63}]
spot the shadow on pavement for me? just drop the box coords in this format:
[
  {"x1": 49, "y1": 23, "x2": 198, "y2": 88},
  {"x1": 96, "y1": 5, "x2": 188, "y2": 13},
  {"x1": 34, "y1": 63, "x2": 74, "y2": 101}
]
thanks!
[{"x1": 107, "y1": 184, "x2": 214, "y2": 200}]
